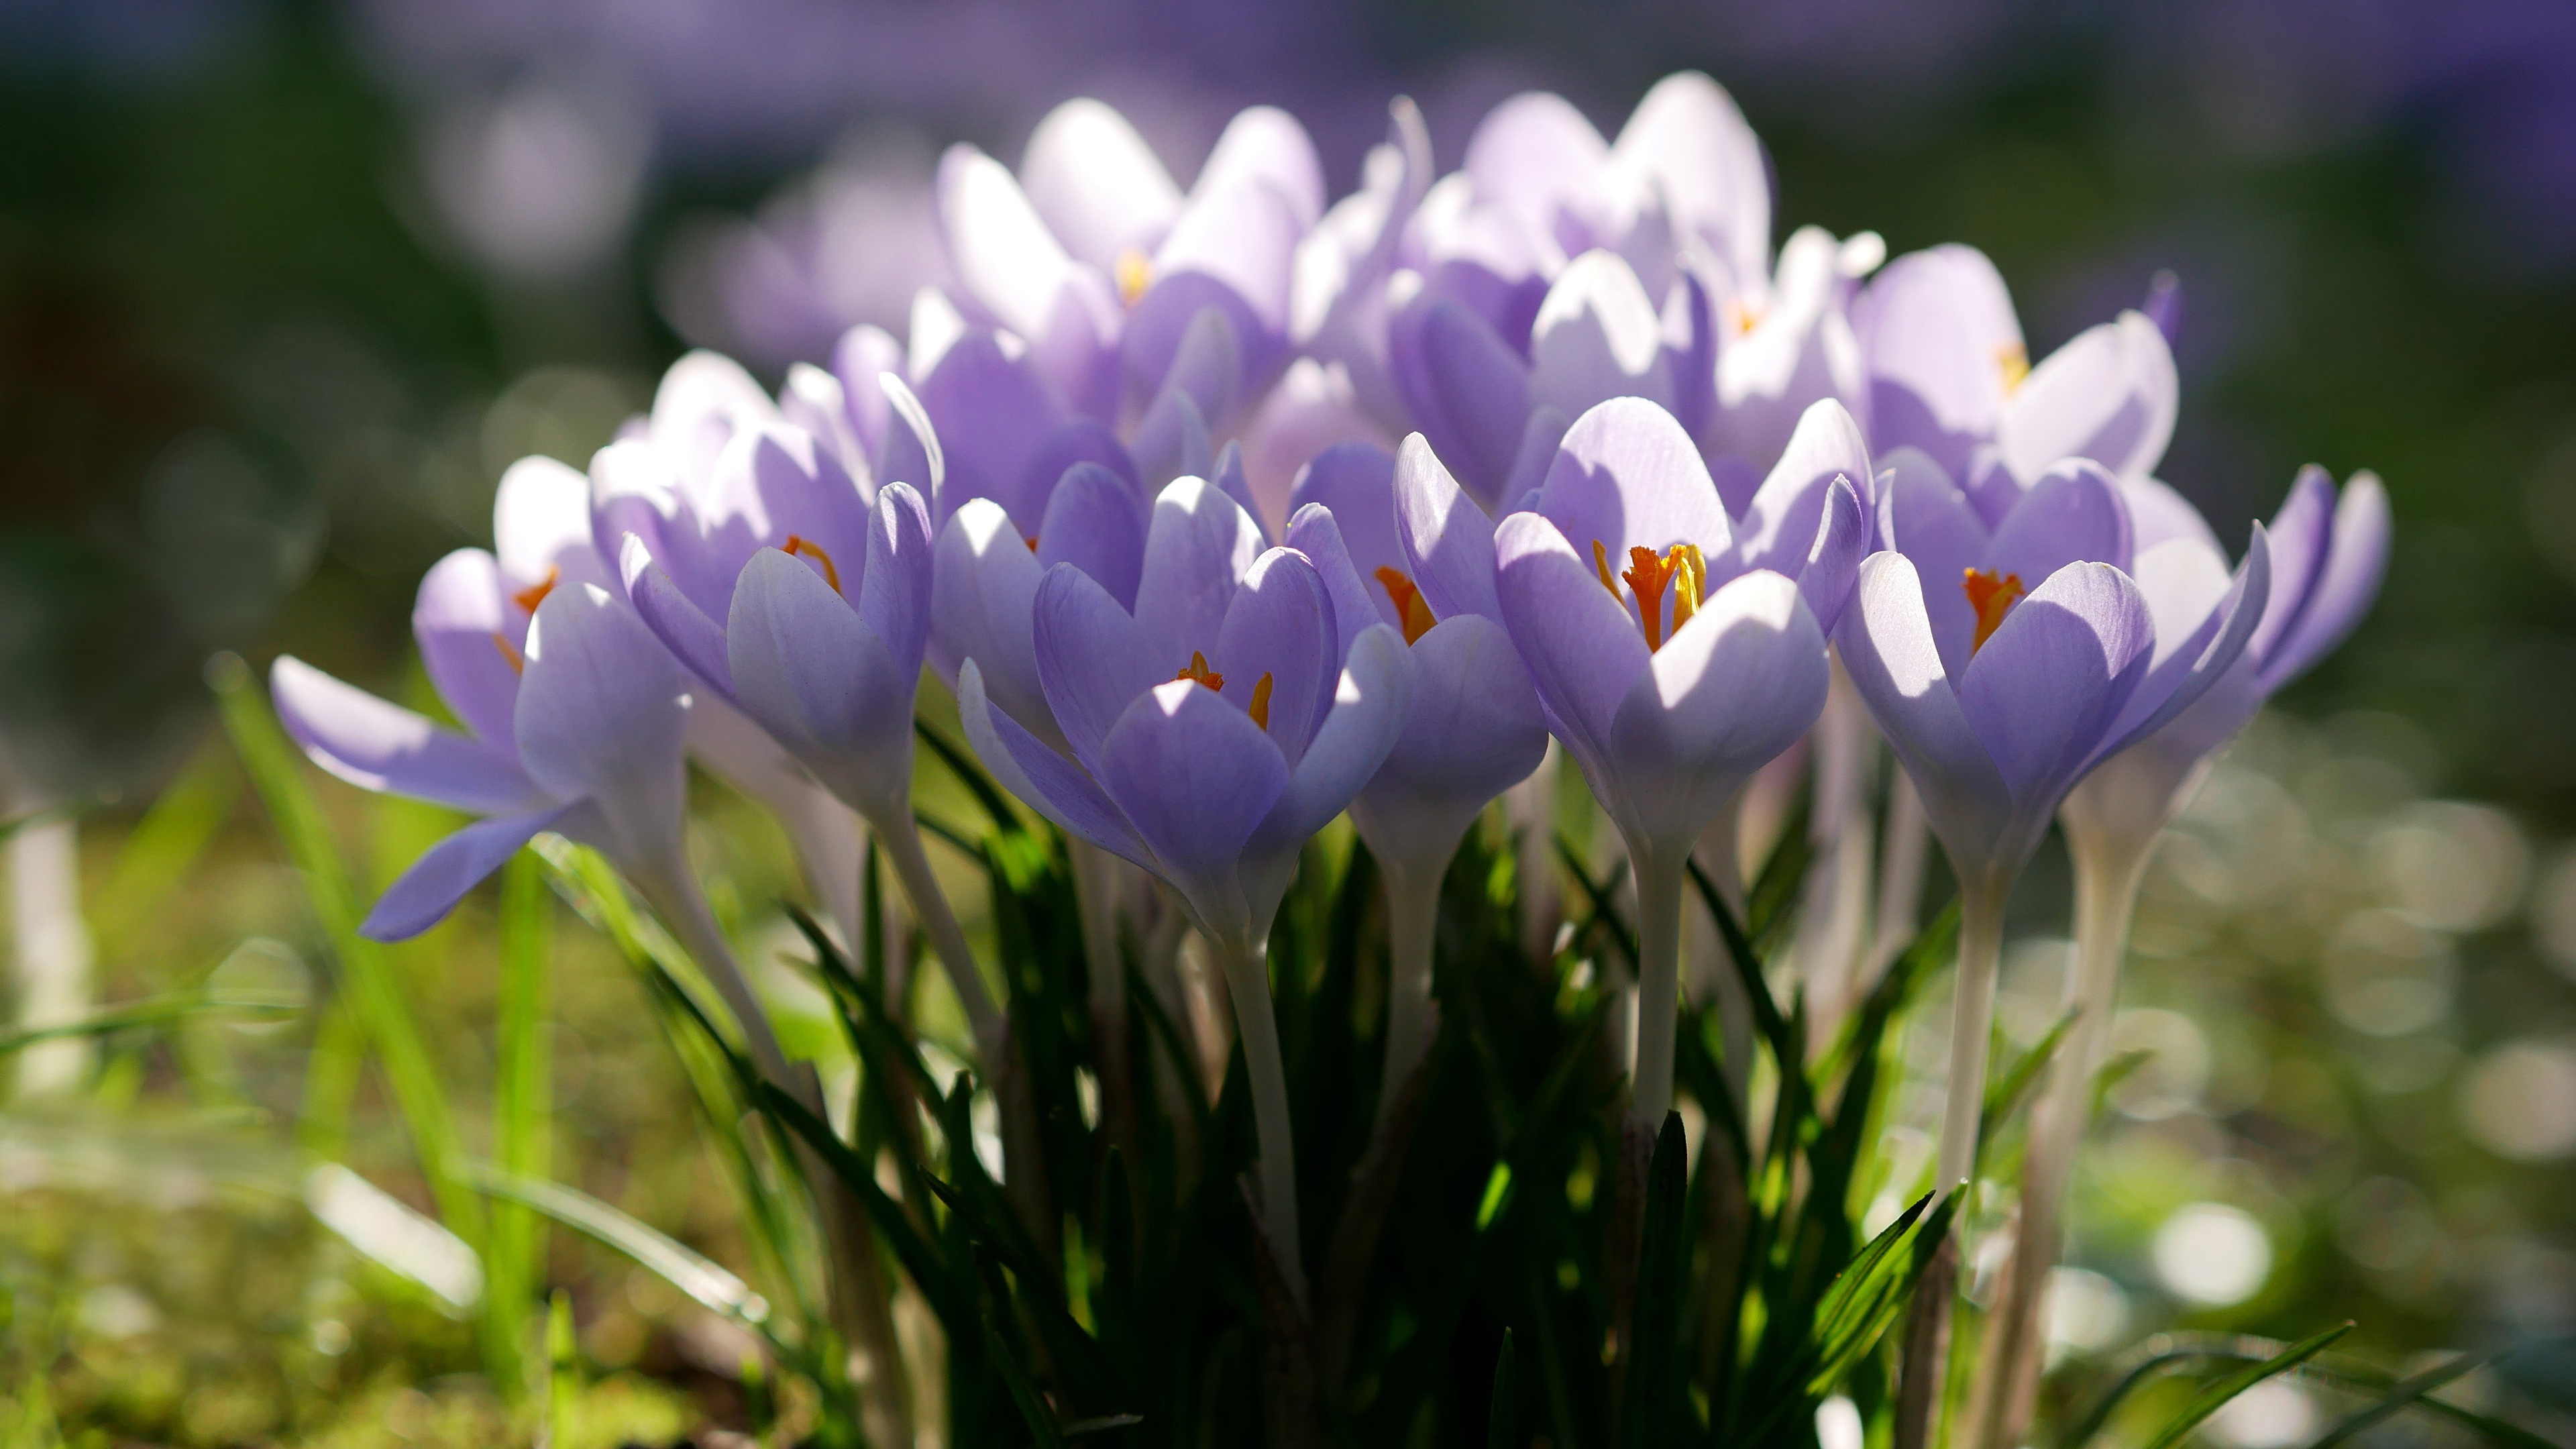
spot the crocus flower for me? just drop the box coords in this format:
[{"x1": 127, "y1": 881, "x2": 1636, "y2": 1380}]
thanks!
[
  {"x1": 957, "y1": 475, "x2": 1411, "y2": 1292},
  {"x1": 1978, "y1": 465, "x2": 2387, "y2": 1448},
  {"x1": 1855, "y1": 244, "x2": 2179, "y2": 523},
  {"x1": 1393, "y1": 397, "x2": 1857, "y2": 1124},
  {"x1": 936, "y1": 98, "x2": 1324, "y2": 423},
  {"x1": 1278, "y1": 441, "x2": 1550, "y2": 1112},
  {"x1": 1835, "y1": 447, "x2": 2271, "y2": 1198}
]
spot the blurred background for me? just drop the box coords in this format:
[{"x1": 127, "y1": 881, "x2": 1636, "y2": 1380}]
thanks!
[{"x1": 3, "y1": 0, "x2": 2573, "y2": 1441}]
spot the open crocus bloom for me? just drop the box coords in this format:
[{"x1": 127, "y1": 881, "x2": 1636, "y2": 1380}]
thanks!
[
  {"x1": 1279, "y1": 441, "x2": 1549, "y2": 871},
  {"x1": 958, "y1": 476, "x2": 1410, "y2": 952},
  {"x1": 936, "y1": 99, "x2": 1323, "y2": 422},
  {"x1": 276, "y1": 575, "x2": 688, "y2": 944},
  {"x1": 2061, "y1": 464, "x2": 2390, "y2": 854},
  {"x1": 1839, "y1": 449, "x2": 2271, "y2": 893},
  {"x1": 1856, "y1": 244, "x2": 2178, "y2": 524}
]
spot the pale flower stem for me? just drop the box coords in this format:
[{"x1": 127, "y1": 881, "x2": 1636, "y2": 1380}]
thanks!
[
  {"x1": 1377, "y1": 853, "x2": 1444, "y2": 1129},
  {"x1": 1975, "y1": 833, "x2": 2150, "y2": 1449},
  {"x1": 1799, "y1": 658, "x2": 1879, "y2": 1044},
  {"x1": 651, "y1": 866, "x2": 800, "y2": 1093},
  {"x1": 1628, "y1": 848, "x2": 1690, "y2": 1128},
  {"x1": 1513, "y1": 740, "x2": 1563, "y2": 961},
  {"x1": 875, "y1": 799, "x2": 1004, "y2": 1055},
  {"x1": 1067, "y1": 840, "x2": 1125, "y2": 1036},
  {"x1": 1865, "y1": 771, "x2": 1930, "y2": 990},
  {"x1": 1933, "y1": 879, "x2": 2010, "y2": 1195},
  {"x1": 1215, "y1": 931, "x2": 1305, "y2": 1299},
  {"x1": 1692, "y1": 801, "x2": 1754, "y2": 1112},
  {"x1": 9, "y1": 814, "x2": 93, "y2": 1096}
]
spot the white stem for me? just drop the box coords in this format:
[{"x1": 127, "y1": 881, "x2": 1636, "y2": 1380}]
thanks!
[
  {"x1": 875, "y1": 798, "x2": 1004, "y2": 1057},
  {"x1": 1215, "y1": 931, "x2": 1305, "y2": 1299},
  {"x1": 1068, "y1": 839, "x2": 1125, "y2": 1038},
  {"x1": 1377, "y1": 852, "x2": 1445, "y2": 1128},
  {"x1": 10, "y1": 814, "x2": 92, "y2": 1096},
  {"x1": 1865, "y1": 771, "x2": 1931, "y2": 991},
  {"x1": 1799, "y1": 660, "x2": 1878, "y2": 1042},
  {"x1": 1933, "y1": 877, "x2": 2011, "y2": 1198},
  {"x1": 1628, "y1": 847, "x2": 1690, "y2": 1128},
  {"x1": 647, "y1": 866, "x2": 800, "y2": 1097},
  {"x1": 1691, "y1": 803, "x2": 1755, "y2": 1113},
  {"x1": 1976, "y1": 829, "x2": 2150, "y2": 1449}
]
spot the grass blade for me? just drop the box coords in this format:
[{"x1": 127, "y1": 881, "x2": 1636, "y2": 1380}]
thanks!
[
  {"x1": 1617, "y1": 1113, "x2": 1690, "y2": 1449},
  {"x1": 1489, "y1": 1329, "x2": 1518, "y2": 1449},
  {"x1": 2305, "y1": 1347, "x2": 2509, "y2": 1449},
  {"x1": 2106, "y1": 1324, "x2": 2353, "y2": 1449},
  {"x1": 0, "y1": 992, "x2": 290, "y2": 1055},
  {"x1": 485, "y1": 850, "x2": 554, "y2": 1399},
  {"x1": 464, "y1": 1161, "x2": 773, "y2": 1331}
]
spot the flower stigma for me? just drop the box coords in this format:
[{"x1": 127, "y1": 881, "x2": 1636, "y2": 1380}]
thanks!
[
  {"x1": 1592, "y1": 540, "x2": 1707, "y2": 651},
  {"x1": 1373, "y1": 566, "x2": 1438, "y2": 645},
  {"x1": 1116, "y1": 248, "x2": 1154, "y2": 307},
  {"x1": 510, "y1": 565, "x2": 559, "y2": 614},
  {"x1": 1964, "y1": 568, "x2": 2025, "y2": 652},
  {"x1": 784, "y1": 535, "x2": 843, "y2": 594},
  {"x1": 1174, "y1": 651, "x2": 1275, "y2": 731},
  {"x1": 1175, "y1": 651, "x2": 1225, "y2": 692}
]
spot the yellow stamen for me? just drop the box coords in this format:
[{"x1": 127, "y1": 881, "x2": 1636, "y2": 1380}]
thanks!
[
  {"x1": 1248, "y1": 672, "x2": 1275, "y2": 731},
  {"x1": 1964, "y1": 568, "x2": 2025, "y2": 653},
  {"x1": 1116, "y1": 248, "x2": 1154, "y2": 307},
  {"x1": 1996, "y1": 341, "x2": 2030, "y2": 396},
  {"x1": 1725, "y1": 299, "x2": 1764, "y2": 335},
  {"x1": 1373, "y1": 566, "x2": 1438, "y2": 645},
  {"x1": 1175, "y1": 651, "x2": 1225, "y2": 692},
  {"x1": 1594, "y1": 539, "x2": 1617, "y2": 594},
  {"x1": 491, "y1": 632, "x2": 525, "y2": 676},
  {"x1": 784, "y1": 534, "x2": 842, "y2": 594},
  {"x1": 510, "y1": 564, "x2": 559, "y2": 614}
]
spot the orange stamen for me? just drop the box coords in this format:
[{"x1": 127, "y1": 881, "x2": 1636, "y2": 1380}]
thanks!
[
  {"x1": 1175, "y1": 651, "x2": 1224, "y2": 692},
  {"x1": 1116, "y1": 248, "x2": 1154, "y2": 307},
  {"x1": 1248, "y1": 672, "x2": 1275, "y2": 731},
  {"x1": 1599, "y1": 541, "x2": 1707, "y2": 653},
  {"x1": 510, "y1": 564, "x2": 559, "y2": 614},
  {"x1": 784, "y1": 534, "x2": 842, "y2": 594},
  {"x1": 1996, "y1": 341, "x2": 2030, "y2": 396},
  {"x1": 1373, "y1": 566, "x2": 1438, "y2": 645},
  {"x1": 1964, "y1": 568, "x2": 2025, "y2": 653},
  {"x1": 1025, "y1": 535, "x2": 1039, "y2": 553},
  {"x1": 491, "y1": 633, "x2": 525, "y2": 676}
]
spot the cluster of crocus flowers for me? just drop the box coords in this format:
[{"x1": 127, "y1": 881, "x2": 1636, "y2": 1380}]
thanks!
[{"x1": 265, "y1": 74, "x2": 2388, "y2": 1397}]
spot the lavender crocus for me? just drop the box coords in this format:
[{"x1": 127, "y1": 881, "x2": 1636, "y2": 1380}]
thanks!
[
  {"x1": 1397, "y1": 397, "x2": 1862, "y2": 1125},
  {"x1": 957, "y1": 475, "x2": 1411, "y2": 1293},
  {"x1": 1279, "y1": 441, "x2": 1550, "y2": 1116},
  {"x1": 606, "y1": 406, "x2": 1009, "y2": 1057},
  {"x1": 1856, "y1": 244, "x2": 2179, "y2": 522},
  {"x1": 1836, "y1": 448, "x2": 2271, "y2": 1200},
  {"x1": 1976, "y1": 464, "x2": 2387, "y2": 1449},
  {"x1": 936, "y1": 99, "x2": 1323, "y2": 423}
]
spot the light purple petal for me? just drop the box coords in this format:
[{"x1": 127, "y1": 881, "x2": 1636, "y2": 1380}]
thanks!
[
  {"x1": 936, "y1": 144, "x2": 1122, "y2": 423},
  {"x1": 1796, "y1": 476, "x2": 1869, "y2": 635},
  {"x1": 2263, "y1": 471, "x2": 2388, "y2": 691},
  {"x1": 915, "y1": 331, "x2": 1065, "y2": 529},
  {"x1": 362, "y1": 801, "x2": 591, "y2": 942},
  {"x1": 1533, "y1": 396, "x2": 1733, "y2": 587},
  {"x1": 1389, "y1": 295, "x2": 1530, "y2": 508},
  {"x1": 1835, "y1": 553, "x2": 2014, "y2": 875},
  {"x1": 1037, "y1": 461, "x2": 1150, "y2": 610},
  {"x1": 271, "y1": 656, "x2": 545, "y2": 816},
  {"x1": 2098, "y1": 527, "x2": 2271, "y2": 759},
  {"x1": 1287, "y1": 441, "x2": 1402, "y2": 584},
  {"x1": 1017, "y1": 420, "x2": 1140, "y2": 543},
  {"x1": 1878, "y1": 446, "x2": 1991, "y2": 679},
  {"x1": 1033, "y1": 562, "x2": 1167, "y2": 778},
  {"x1": 1193, "y1": 105, "x2": 1325, "y2": 232},
  {"x1": 1527, "y1": 250, "x2": 1674, "y2": 419},
  {"x1": 1982, "y1": 458, "x2": 2134, "y2": 587},
  {"x1": 516, "y1": 583, "x2": 691, "y2": 867},
  {"x1": 830, "y1": 323, "x2": 903, "y2": 463},
  {"x1": 1130, "y1": 183, "x2": 1298, "y2": 384},
  {"x1": 1727, "y1": 397, "x2": 1872, "y2": 579},
  {"x1": 1285, "y1": 502, "x2": 1387, "y2": 658},
  {"x1": 780, "y1": 363, "x2": 873, "y2": 494},
  {"x1": 2118, "y1": 475, "x2": 2224, "y2": 555},
  {"x1": 1212, "y1": 442, "x2": 1271, "y2": 547},
  {"x1": 957, "y1": 658, "x2": 1155, "y2": 871},
  {"x1": 1350, "y1": 614, "x2": 1548, "y2": 868},
  {"x1": 620, "y1": 535, "x2": 734, "y2": 695},
  {"x1": 2245, "y1": 464, "x2": 2337, "y2": 670},
  {"x1": 1393, "y1": 433, "x2": 1502, "y2": 623},
  {"x1": 1214, "y1": 546, "x2": 1338, "y2": 764},
  {"x1": 1997, "y1": 311, "x2": 2177, "y2": 486},
  {"x1": 1020, "y1": 98, "x2": 1182, "y2": 270},
  {"x1": 930, "y1": 500, "x2": 1052, "y2": 745},
  {"x1": 1493, "y1": 511, "x2": 1652, "y2": 771},
  {"x1": 1854, "y1": 244, "x2": 2023, "y2": 479},
  {"x1": 1956, "y1": 561, "x2": 2152, "y2": 816},
  {"x1": 589, "y1": 440, "x2": 687, "y2": 596},
  {"x1": 1129, "y1": 384, "x2": 1214, "y2": 495},
  {"x1": 1097, "y1": 678, "x2": 1292, "y2": 941},
  {"x1": 647, "y1": 350, "x2": 778, "y2": 488},
  {"x1": 857, "y1": 482, "x2": 934, "y2": 675},
  {"x1": 727, "y1": 549, "x2": 916, "y2": 816},
  {"x1": 1131, "y1": 476, "x2": 1264, "y2": 668},
  {"x1": 1464, "y1": 91, "x2": 1612, "y2": 257},
  {"x1": 1612, "y1": 72, "x2": 1770, "y2": 296},
  {"x1": 413, "y1": 548, "x2": 521, "y2": 750},
  {"x1": 495, "y1": 456, "x2": 610, "y2": 591},
  {"x1": 1245, "y1": 624, "x2": 1412, "y2": 917},
  {"x1": 1605, "y1": 570, "x2": 1827, "y2": 855}
]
